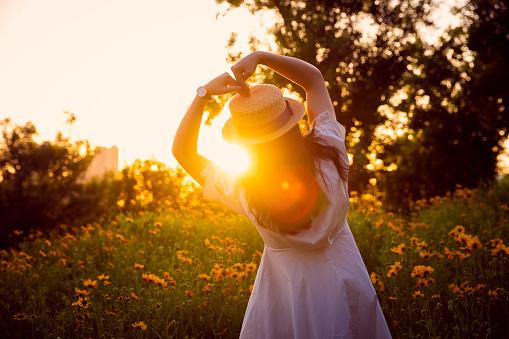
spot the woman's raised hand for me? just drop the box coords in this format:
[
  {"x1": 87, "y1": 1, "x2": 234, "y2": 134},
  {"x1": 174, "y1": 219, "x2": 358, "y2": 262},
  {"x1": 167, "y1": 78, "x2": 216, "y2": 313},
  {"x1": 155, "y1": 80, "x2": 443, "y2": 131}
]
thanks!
[
  {"x1": 231, "y1": 52, "x2": 261, "y2": 97},
  {"x1": 205, "y1": 72, "x2": 242, "y2": 96}
]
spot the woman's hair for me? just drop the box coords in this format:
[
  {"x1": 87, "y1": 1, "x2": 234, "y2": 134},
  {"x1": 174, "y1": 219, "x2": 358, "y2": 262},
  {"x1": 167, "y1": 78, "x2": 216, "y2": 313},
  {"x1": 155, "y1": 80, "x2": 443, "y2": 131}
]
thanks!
[{"x1": 239, "y1": 123, "x2": 348, "y2": 234}]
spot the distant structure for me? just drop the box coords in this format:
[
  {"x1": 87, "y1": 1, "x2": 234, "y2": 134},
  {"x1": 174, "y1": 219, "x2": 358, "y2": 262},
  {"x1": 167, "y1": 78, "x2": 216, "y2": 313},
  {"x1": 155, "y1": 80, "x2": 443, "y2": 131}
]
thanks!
[{"x1": 83, "y1": 145, "x2": 119, "y2": 181}]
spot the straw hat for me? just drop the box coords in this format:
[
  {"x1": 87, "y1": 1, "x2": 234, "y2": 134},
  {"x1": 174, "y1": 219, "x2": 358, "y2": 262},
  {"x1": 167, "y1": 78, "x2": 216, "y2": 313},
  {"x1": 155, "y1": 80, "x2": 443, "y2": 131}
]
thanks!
[{"x1": 222, "y1": 84, "x2": 306, "y2": 144}]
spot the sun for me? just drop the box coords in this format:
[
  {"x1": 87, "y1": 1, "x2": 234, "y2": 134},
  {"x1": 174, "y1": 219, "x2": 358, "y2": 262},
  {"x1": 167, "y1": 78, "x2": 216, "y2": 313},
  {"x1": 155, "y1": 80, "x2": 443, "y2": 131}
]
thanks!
[
  {"x1": 210, "y1": 143, "x2": 250, "y2": 175},
  {"x1": 198, "y1": 117, "x2": 251, "y2": 175}
]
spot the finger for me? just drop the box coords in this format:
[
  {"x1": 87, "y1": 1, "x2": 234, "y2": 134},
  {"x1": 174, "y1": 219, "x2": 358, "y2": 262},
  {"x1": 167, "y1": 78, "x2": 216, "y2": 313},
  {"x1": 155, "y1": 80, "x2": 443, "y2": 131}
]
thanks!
[
  {"x1": 231, "y1": 66, "x2": 250, "y2": 97},
  {"x1": 224, "y1": 74, "x2": 241, "y2": 87}
]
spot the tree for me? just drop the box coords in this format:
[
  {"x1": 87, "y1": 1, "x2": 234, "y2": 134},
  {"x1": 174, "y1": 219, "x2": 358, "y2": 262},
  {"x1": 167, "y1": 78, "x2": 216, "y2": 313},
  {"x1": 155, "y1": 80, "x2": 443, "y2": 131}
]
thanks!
[
  {"x1": 380, "y1": 0, "x2": 509, "y2": 206},
  {"x1": 216, "y1": 0, "x2": 435, "y2": 196},
  {"x1": 117, "y1": 158, "x2": 196, "y2": 212},
  {"x1": 216, "y1": 0, "x2": 508, "y2": 208},
  {"x1": 0, "y1": 118, "x2": 95, "y2": 247}
]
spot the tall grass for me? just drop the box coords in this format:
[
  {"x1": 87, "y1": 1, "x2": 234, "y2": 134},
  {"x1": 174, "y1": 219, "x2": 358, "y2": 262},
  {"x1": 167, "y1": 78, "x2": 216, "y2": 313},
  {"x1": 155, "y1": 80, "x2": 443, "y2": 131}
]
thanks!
[{"x1": 1, "y1": 177, "x2": 508, "y2": 338}]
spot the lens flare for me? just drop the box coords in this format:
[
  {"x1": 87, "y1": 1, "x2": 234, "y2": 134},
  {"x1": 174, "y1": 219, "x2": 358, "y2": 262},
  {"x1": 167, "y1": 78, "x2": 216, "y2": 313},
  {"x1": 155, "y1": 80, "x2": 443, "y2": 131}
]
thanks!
[{"x1": 262, "y1": 166, "x2": 318, "y2": 225}]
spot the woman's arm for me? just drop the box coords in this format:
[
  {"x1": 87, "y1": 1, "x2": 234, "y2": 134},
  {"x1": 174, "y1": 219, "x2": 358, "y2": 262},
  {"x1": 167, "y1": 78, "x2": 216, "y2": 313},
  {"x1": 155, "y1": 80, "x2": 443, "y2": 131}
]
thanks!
[
  {"x1": 172, "y1": 72, "x2": 241, "y2": 187},
  {"x1": 231, "y1": 51, "x2": 335, "y2": 122}
]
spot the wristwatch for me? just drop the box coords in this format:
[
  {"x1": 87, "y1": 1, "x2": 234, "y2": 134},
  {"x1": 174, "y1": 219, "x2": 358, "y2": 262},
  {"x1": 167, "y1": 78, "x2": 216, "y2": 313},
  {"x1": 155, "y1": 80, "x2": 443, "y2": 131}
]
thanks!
[{"x1": 197, "y1": 86, "x2": 211, "y2": 101}]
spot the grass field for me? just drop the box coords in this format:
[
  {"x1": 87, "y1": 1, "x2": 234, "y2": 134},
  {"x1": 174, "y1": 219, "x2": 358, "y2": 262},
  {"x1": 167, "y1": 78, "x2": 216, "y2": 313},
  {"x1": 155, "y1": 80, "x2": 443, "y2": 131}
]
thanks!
[{"x1": 1, "y1": 178, "x2": 508, "y2": 338}]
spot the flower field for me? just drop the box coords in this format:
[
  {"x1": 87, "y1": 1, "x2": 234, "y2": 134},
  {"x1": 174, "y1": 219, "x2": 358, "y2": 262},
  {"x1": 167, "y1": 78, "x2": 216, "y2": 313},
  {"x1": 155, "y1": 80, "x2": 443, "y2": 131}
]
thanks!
[{"x1": 1, "y1": 178, "x2": 508, "y2": 338}]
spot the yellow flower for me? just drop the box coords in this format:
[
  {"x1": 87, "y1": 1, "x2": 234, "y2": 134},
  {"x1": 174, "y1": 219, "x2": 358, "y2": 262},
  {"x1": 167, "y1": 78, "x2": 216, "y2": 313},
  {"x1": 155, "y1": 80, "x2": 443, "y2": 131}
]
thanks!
[
  {"x1": 245, "y1": 263, "x2": 258, "y2": 274},
  {"x1": 418, "y1": 250, "x2": 432, "y2": 260},
  {"x1": 199, "y1": 273, "x2": 211, "y2": 281},
  {"x1": 131, "y1": 321, "x2": 147, "y2": 330},
  {"x1": 75, "y1": 287, "x2": 89, "y2": 296},
  {"x1": 390, "y1": 243, "x2": 406, "y2": 255},
  {"x1": 449, "y1": 283, "x2": 464, "y2": 297},
  {"x1": 154, "y1": 221, "x2": 163, "y2": 227},
  {"x1": 134, "y1": 263, "x2": 144, "y2": 269},
  {"x1": 125, "y1": 218, "x2": 134, "y2": 223},
  {"x1": 202, "y1": 283, "x2": 214, "y2": 292},
  {"x1": 104, "y1": 310, "x2": 117, "y2": 317},
  {"x1": 412, "y1": 290, "x2": 424, "y2": 299},
  {"x1": 411, "y1": 265, "x2": 433, "y2": 278},
  {"x1": 13, "y1": 313, "x2": 28, "y2": 320},
  {"x1": 387, "y1": 261, "x2": 403, "y2": 277},
  {"x1": 490, "y1": 243, "x2": 509, "y2": 256},
  {"x1": 98, "y1": 274, "x2": 110, "y2": 281},
  {"x1": 448, "y1": 225, "x2": 465, "y2": 237},
  {"x1": 72, "y1": 296, "x2": 89, "y2": 308},
  {"x1": 370, "y1": 272, "x2": 379, "y2": 284},
  {"x1": 83, "y1": 279, "x2": 98, "y2": 288},
  {"x1": 488, "y1": 288, "x2": 502, "y2": 300}
]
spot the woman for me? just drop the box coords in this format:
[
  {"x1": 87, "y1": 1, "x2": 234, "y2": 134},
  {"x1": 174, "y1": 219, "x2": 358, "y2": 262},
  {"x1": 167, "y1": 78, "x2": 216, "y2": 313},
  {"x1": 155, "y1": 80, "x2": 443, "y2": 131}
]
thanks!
[{"x1": 173, "y1": 51, "x2": 391, "y2": 338}]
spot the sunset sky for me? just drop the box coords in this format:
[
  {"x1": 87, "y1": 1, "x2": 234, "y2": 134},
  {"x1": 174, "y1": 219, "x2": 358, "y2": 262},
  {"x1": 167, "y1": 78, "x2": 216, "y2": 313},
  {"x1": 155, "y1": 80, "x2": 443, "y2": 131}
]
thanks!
[
  {"x1": 0, "y1": 0, "x2": 267, "y2": 172},
  {"x1": 2, "y1": 0, "x2": 507, "y2": 174}
]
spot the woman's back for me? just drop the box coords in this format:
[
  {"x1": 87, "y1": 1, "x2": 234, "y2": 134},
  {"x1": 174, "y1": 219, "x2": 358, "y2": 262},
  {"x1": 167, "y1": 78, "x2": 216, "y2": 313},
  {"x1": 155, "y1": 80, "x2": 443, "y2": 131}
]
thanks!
[{"x1": 201, "y1": 112, "x2": 391, "y2": 338}]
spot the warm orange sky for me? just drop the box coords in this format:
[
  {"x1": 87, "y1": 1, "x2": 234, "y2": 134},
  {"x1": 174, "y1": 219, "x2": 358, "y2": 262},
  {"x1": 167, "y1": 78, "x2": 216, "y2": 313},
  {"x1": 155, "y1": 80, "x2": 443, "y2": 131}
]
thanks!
[
  {"x1": 0, "y1": 0, "x2": 270, "y2": 172},
  {"x1": 2, "y1": 0, "x2": 507, "y2": 173}
]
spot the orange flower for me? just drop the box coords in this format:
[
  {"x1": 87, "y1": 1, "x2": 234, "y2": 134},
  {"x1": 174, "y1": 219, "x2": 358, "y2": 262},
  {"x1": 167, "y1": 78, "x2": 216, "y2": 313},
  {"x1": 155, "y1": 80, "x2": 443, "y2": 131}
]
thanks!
[
  {"x1": 390, "y1": 243, "x2": 406, "y2": 255},
  {"x1": 98, "y1": 274, "x2": 110, "y2": 281},
  {"x1": 134, "y1": 263, "x2": 144, "y2": 270},
  {"x1": 185, "y1": 289, "x2": 194, "y2": 297},
  {"x1": 388, "y1": 296, "x2": 397, "y2": 301},
  {"x1": 153, "y1": 221, "x2": 163, "y2": 227},
  {"x1": 449, "y1": 283, "x2": 464, "y2": 297},
  {"x1": 246, "y1": 263, "x2": 258, "y2": 273},
  {"x1": 83, "y1": 279, "x2": 98, "y2": 288},
  {"x1": 72, "y1": 296, "x2": 89, "y2": 308},
  {"x1": 13, "y1": 313, "x2": 28, "y2": 320},
  {"x1": 411, "y1": 265, "x2": 433, "y2": 278},
  {"x1": 131, "y1": 321, "x2": 147, "y2": 330},
  {"x1": 448, "y1": 225, "x2": 465, "y2": 237},
  {"x1": 199, "y1": 273, "x2": 211, "y2": 281},
  {"x1": 418, "y1": 250, "x2": 432, "y2": 260},
  {"x1": 75, "y1": 287, "x2": 89, "y2": 296},
  {"x1": 125, "y1": 218, "x2": 134, "y2": 223},
  {"x1": 412, "y1": 290, "x2": 424, "y2": 299},
  {"x1": 218, "y1": 328, "x2": 228, "y2": 336},
  {"x1": 387, "y1": 261, "x2": 402, "y2": 277},
  {"x1": 490, "y1": 243, "x2": 509, "y2": 256},
  {"x1": 202, "y1": 283, "x2": 214, "y2": 292},
  {"x1": 131, "y1": 292, "x2": 139, "y2": 300},
  {"x1": 488, "y1": 288, "x2": 502, "y2": 300}
]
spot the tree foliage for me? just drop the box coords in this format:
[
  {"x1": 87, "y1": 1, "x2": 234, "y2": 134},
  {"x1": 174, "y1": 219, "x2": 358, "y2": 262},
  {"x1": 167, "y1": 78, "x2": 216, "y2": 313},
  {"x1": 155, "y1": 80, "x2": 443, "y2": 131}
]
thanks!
[
  {"x1": 0, "y1": 118, "x2": 99, "y2": 247},
  {"x1": 117, "y1": 158, "x2": 202, "y2": 213},
  {"x1": 0, "y1": 118, "x2": 208, "y2": 248},
  {"x1": 216, "y1": 0, "x2": 508, "y2": 208}
]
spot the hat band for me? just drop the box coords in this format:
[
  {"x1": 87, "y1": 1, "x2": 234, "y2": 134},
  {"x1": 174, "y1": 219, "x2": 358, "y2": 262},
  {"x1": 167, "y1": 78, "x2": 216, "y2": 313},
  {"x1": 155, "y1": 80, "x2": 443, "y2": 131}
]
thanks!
[{"x1": 235, "y1": 100, "x2": 294, "y2": 138}]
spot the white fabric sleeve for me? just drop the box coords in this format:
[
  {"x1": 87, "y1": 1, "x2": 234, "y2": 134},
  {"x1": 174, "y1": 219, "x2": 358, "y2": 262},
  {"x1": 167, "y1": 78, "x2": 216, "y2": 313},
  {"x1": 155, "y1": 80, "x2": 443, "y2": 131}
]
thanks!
[
  {"x1": 309, "y1": 111, "x2": 349, "y2": 170},
  {"x1": 200, "y1": 163, "x2": 247, "y2": 216}
]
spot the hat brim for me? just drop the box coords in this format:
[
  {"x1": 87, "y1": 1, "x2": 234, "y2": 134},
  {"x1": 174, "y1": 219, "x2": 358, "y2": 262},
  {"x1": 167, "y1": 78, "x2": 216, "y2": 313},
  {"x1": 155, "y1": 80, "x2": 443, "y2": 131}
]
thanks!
[{"x1": 222, "y1": 97, "x2": 306, "y2": 145}]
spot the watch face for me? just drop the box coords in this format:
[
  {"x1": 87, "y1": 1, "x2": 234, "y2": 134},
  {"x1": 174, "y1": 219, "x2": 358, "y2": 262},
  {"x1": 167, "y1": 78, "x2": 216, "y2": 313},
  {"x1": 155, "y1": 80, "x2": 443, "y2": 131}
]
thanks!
[{"x1": 197, "y1": 87, "x2": 207, "y2": 97}]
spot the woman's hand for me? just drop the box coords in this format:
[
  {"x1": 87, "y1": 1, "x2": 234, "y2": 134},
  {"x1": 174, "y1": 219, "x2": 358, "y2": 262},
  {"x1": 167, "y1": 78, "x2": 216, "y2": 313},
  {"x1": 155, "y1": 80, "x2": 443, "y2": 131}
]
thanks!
[
  {"x1": 204, "y1": 72, "x2": 242, "y2": 97},
  {"x1": 231, "y1": 52, "x2": 261, "y2": 97}
]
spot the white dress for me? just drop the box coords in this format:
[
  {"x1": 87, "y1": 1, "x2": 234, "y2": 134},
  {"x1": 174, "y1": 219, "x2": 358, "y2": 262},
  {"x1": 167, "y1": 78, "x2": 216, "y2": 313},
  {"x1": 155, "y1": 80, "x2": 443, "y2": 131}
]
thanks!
[{"x1": 201, "y1": 112, "x2": 391, "y2": 339}]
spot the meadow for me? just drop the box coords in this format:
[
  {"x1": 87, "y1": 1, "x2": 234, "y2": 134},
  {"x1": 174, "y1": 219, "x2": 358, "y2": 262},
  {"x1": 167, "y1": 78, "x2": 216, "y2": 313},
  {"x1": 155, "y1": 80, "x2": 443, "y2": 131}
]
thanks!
[{"x1": 1, "y1": 177, "x2": 508, "y2": 338}]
